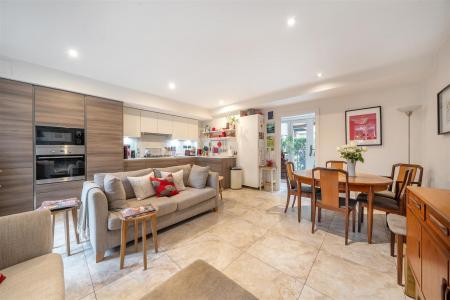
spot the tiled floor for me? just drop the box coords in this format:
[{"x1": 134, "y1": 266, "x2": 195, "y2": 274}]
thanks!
[{"x1": 54, "y1": 188, "x2": 409, "y2": 300}]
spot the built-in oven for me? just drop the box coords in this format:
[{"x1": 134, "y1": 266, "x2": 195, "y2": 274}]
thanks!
[
  {"x1": 36, "y1": 126, "x2": 84, "y2": 146},
  {"x1": 35, "y1": 145, "x2": 85, "y2": 184}
]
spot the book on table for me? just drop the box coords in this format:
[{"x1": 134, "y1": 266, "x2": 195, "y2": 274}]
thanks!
[
  {"x1": 120, "y1": 205, "x2": 156, "y2": 219},
  {"x1": 39, "y1": 198, "x2": 80, "y2": 211}
]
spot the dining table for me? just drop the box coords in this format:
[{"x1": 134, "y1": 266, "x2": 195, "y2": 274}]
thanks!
[{"x1": 295, "y1": 169, "x2": 393, "y2": 244}]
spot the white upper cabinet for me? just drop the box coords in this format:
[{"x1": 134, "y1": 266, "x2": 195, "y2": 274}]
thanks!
[
  {"x1": 157, "y1": 113, "x2": 173, "y2": 135},
  {"x1": 140, "y1": 110, "x2": 158, "y2": 133},
  {"x1": 172, "y1": 116, "x2": 187, "y2": 140},
  {"x1": 123, "y1": 107, "x2": 141, "y2": 137},
  {"x1": 187, "y1": 119, "x2": 199, "y2": 140}
]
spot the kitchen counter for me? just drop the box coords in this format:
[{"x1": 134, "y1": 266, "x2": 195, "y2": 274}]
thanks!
[{"x1": 123, "y1": 156, "x2": 237, "y2": 189}]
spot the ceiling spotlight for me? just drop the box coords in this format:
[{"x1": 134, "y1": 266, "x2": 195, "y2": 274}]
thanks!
[
  {"x1": 219, "y1": 100, "x2": 224, "y2": 105},
  {"x1": 287, "y1": 17, "x2": 296, "y2": 27},
  {"x1": 168, "y1": 82, "x2": 176, "y2": 90},
  {"x1": 67, "y1": 48, "x2": 79, "y2": 58},
  {"x1": 317, "y1": 72, "x2": 323, "y2": 78}
]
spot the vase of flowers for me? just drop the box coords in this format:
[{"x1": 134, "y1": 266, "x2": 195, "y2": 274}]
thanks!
[{"x1": 336, "y1": 142, "x2": 367, "y2": 176}]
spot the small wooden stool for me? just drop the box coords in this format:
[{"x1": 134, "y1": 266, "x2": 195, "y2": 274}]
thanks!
[
  {"x1": 387, "y1": 214, "x2": 406, "y2": 285},
  {"x1": 218, "y1": 175, "x2": 224, "y2": 200},
  {"x1": 120, "y1": 211, "x2": 158, "y2": 270},
  {"x1": 50, "y1": 206, "x2": 80, "y2": 256}
]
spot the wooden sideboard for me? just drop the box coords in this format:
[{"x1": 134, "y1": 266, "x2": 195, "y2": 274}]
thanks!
[{"x1": 406, "y1": 187, "x2": 450, "y2": 300}]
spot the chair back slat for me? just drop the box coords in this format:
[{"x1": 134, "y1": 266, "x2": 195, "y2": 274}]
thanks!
[
  {"x1": 326, "y1": 160, "x2": 347, "y2": 170},
  {"x1": 391, "y1": 163, "x2": 423, "y2": 194},
  {"x1": 313, "y1": 167, "x2": 348, "y2": 209},
  {"x1": 286, "y1": 162, "x2": 296, "y2": 190}
]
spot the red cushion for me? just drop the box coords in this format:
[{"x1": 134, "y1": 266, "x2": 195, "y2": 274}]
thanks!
[
  {"x1": 0, "y1": 273, "x2": 6, "y2": 284},
  {"x1": 150, "y1": 176, "x2": 179, "y2": 197}
]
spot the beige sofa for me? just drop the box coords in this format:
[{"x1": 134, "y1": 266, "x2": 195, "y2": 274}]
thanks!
[
  {"x1": 83, "y1": 164, "x2": 220, "y2": 262},
  {"x1": 0, "y1": 210, "x2": 65, "y2": 300}
]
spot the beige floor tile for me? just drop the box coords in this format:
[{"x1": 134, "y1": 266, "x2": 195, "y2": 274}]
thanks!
[
  {"x1": 206, "y1": 218, "x2": 268, "y2": 249},
  {"x1": 64, "y1": 252, "x2": 94, "y2": 300},
  {"x1": 299, "y1": 285, "x2": 333, "y2": 300},
  {"x1": 224, "y1": 253, "x2": 304, "y2": 300},
  {"x1": 165, "y1": 232, "x2": 243, "y2": 270},
  {"x1": 79, "y1": 293, "x2": 97, "y2": 300},
  {"x1": 95, "y1": 274, "x2": 146, "y2": 300},
  {"x1": 306, "y1": 251, "x2": 404, "y2": 299},
  {"x1": 247, "y1": 232, "x2": 318, "y2": 280},
  {"x1": 269, "y1": 217, "x2": 327, "y2": 249}
]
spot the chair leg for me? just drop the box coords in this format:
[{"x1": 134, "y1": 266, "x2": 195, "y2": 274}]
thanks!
[
  {"x1": 357, "y1": 203, "x2": 362, "y2": 233},
  {"x1": 297, "y1": 195, "x2": 302, "y2": 223},
  {"x1": 352, "y1": 208, "x2": 356, "y2": 232},
  {"x1": 345, "y1": 211, "x2": 350, "y2": 245},
  {"x1": 291, "y1": 195, "x2": 296, "y2": 208},
  {"x1": 390, "y1": 232, "x2": 395, "y2": 257},
  {"x1": 284, "y1": 192, "x2": 291, "y2": 213},
  {"x1": 396, "y1": 235, "x2": 404, "y2": 286},
  {"x1": 311, "y1": 202, "x2": 316, "y2": 233}
]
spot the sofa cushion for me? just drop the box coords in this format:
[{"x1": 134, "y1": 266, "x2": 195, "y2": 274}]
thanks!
[
  {"x1": 108, "y1": 197, "x2": 177, "y2": 230},
  {"x1": 0, "y1": 253, "x2": 64, "y2": 300},
  {"x1": 128, "y1": 172, "x2": 155, "y2": 200},
  {"x1": 154, "y1": 164, "x2": 191, "y2": 186},
  {"x1": 94, "y1": 168, "x2": 154, "y2": 199},
  {"x1": 161, "y1": 170, "x2": 186, "y2": 191},
  {"x1": 188, "y1": 165, "x2": 210, "y2": 189},
  {"x1": 171, "y1": 187, "x2": 216, "y2": 211},
  {"x1": 104, "y1": 174, "x2": 127, "y2": 209},
  {"x1": 151, "y1": 176, "x2": 179, "y2": 197}
]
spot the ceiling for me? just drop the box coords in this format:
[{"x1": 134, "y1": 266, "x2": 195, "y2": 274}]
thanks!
[{"x1": 1, "y1": 0, "x2": 450, "y2": 112}]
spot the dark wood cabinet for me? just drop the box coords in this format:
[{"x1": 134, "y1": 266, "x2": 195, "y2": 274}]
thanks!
[
  {"x1": 85, "y1": 96, "x2": 123, "y2": 179},
  {"x1": 406, "y1": 187, "x2": 450, "y2": 300},
  {"x1": 0, "y1": 79, "x2": 34, "y2": 216},
  {"x1": 35, "y1": 86, "x2": 85, "y2": 128}
]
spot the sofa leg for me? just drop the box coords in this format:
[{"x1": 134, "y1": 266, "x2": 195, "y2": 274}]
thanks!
[{"x1": 96, "y1": 251, "x2": 105, "y2": 263}]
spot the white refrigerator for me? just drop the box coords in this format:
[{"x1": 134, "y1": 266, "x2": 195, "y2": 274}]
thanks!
[{"x1": 237, "y1": 114, "x2": 266, "y2": 188}]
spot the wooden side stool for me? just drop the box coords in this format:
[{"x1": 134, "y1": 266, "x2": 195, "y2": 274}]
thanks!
[
  {"x1": 120, "y1": 211, "x2": 158, "y2": 270},
  {"x1": 218, "y1": 175, "x2": 224, "y2": 200},
  {"x1": 387, "y1": 214, "x2": 406, "y2": 285}
]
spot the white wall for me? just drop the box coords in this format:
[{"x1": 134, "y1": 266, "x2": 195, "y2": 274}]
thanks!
[
  {"x1": 420, "y1": 38, "x2": 450, "y2": 188},
  {"x1": 265, "y1": 83, "x2": 425, "y2": 190},
  {"x1": 0, "y1": 56, "x2": 212, "y2": 120}
]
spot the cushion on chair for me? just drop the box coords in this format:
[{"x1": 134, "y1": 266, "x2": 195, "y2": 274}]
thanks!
[
  {"x1": 375, "y1": 190, "x2": 395, "y2": 199},
  {"x1": 0, "y1": 253, "x2": 64, "y2": 300},
  {"x1": 357, "y1": 193, "x2": 400, "y2": 211},
  {"x1": 387, "y1": 214, "x2": 406, "y2": 236}
]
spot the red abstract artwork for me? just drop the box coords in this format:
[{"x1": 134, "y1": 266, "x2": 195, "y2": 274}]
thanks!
[{"x1": 349, "y1": 113, "x2": 377, "y2": 141}]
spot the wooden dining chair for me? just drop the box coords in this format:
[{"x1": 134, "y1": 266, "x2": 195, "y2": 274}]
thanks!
[
  {"x1": 325, "y1": 160, "x2": 347, "y2": 170},
  {"x1": 284, "y1": 162, "x2": 298, "y2": 213},
  {"x1": 311, "y1": 167, "x2": 357, "y2": 245},
  {"x1": 357, "y1": 169, "x2": 413, "y2": 232}
]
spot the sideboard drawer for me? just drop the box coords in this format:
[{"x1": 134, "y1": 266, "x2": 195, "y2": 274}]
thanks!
[
  {"x1": 426, "y1": 207, "x2": 450, "y2": 248},
  {"x1": 408, "y1": 193, "x2": 424, "y2": 220}
]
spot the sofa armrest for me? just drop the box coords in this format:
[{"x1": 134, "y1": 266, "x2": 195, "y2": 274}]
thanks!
[
  {"x1": 206, "y1": 171, "x2": 221, "y2": 208},
  {"x1": 0, "y1": 210, "x2": 53, "y2": 270},
  {"x1": 84, "y1": 184, "x2": 109, "y2": 259}
]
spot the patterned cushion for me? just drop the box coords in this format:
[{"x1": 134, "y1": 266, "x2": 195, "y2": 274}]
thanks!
[{"x1": 151, "y1": 176, "x2": 179, "y2": 197}]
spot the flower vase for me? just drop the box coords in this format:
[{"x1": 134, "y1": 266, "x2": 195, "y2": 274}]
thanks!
[{"x1": 347, "y1": 160, "x2": 356, "y2": 176}]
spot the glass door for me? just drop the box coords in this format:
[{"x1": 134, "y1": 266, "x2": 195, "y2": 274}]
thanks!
[{"x1": 281, "y1": 113, "x2": 316, "y2": 177}]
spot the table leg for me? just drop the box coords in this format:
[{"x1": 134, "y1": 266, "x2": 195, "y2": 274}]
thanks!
[
  {"x1": 142, "y1": 220, "x2": 148, "y2": 270},
  {"x1": 120, "y1": 220, "x2": 127, "y2": 269},
  {"x1": 151, "y1": 216, "x2": 158, "y2": 253},
  {"x1": 367, "y1": 186, "x2": 374, "y2": 244},
  {"x1": 134, "y1": 219, "x2": 138, "y2": 252},
  {"x1": 71, "y1": 207, "x2": 80, "y2": 244},
  {"x1": 64, "y1": 210, "x2": 71, "y2": 256}
]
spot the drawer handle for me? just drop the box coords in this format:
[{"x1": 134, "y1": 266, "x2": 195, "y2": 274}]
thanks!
[
  {"x1": 430, "y1": 214, "x2": 449, "y2": 236},
  {"x1": 410, "y1": 198, "x2": 421, "y2": 210}
]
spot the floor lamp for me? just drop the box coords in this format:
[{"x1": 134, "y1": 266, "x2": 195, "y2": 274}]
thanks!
[{"x1": 397, "y1": 105, "x2": 422, "y2": 164}]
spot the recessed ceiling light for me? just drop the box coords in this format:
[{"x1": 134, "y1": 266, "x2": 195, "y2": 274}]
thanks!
[
  {"x1": 317, "y1": 72, "x2": 323, "y2": 78},
  {"x1": 219, "y1": 100, "x2": 224, "y2": 105},
  {"x1": 287, "y1": 17, "x2": 296, "y2": 27},
  {"x1": 168, "y1": 82, "x2": 176, "y2": 90},
  {"x1": 67, "y1": 48, "x2": 79, "y2": 58}
]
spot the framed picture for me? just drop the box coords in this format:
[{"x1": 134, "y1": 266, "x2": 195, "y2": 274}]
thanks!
[
  {"x1": 438, "y1": 84, "x2": 450, "y2": 135},
  {"x1": 345, "y1": 106, "x2": 382, "y2": 146},
  {"x1": 266, "y1": 123, "x2": 275, "y2": 134},
  {"x1": 267, "y1": 111, "x2": 274, "y2": 120}
]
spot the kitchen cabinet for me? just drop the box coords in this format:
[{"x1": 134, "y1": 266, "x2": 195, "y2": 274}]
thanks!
[
  {"x1": 35, "y1": 86, "x2": 84, "y2": 128},
  {"x1": 140, "y1": 110, "x2": 158, "y2": 133},
  {"x1": 157, "y1": 113, "x2": 173, "y2": 135},
  {"x1": 0, "y1": 79, "x2": 34, "y2": 216},
  {"x1": 406, "y1": 187, "x2": 450, "y2": 300},
  {"x1": 35, "y1": 181, "x2": 84, "y2": 208},
  {"x1": 123, "y1": 107, "x2": 141, "y2": 137},
  {"x1": 172, "y1": 116, "x2": 188, "y2": 140},
  {"x1": 195, "y1": 157, "x2": 236, "y2": 189},
  {"x1": 187, "y1": 119, "x2": 199, "y2": 140},
  {"x1": 86, "y1": 96, "x2": 124, "y2": 179}
]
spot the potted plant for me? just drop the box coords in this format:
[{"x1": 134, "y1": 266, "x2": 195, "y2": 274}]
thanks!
[
  {"x1": 337, "y1": 142, "x2": 367, "y2": 176},
  {"x1": 227, "y1": 115, "x2": 239, "y2": 129}
]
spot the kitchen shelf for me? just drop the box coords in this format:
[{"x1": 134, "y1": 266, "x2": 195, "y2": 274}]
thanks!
[{"x1": 202, "y1": 136, "x2": 236, "y2": 141}]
